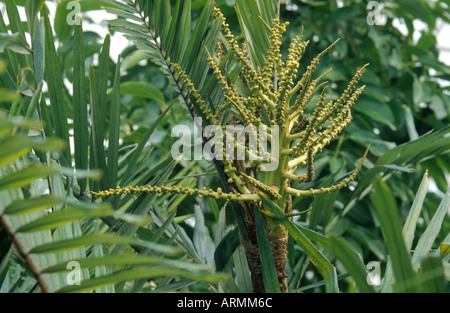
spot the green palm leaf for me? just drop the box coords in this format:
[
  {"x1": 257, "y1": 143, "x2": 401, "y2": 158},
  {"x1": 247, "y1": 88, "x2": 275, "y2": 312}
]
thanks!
[
  {"x1": 260, "y1": 196, "x2": 339, "y2": 293},
  {"x1": 0, "y1": 115, "x2": 223, "y2": 293}
]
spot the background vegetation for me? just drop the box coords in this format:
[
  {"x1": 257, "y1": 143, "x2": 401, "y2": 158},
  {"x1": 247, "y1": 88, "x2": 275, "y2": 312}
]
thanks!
[{"x1": 0, "y1": 0, "x2": 448, "y2": 293}]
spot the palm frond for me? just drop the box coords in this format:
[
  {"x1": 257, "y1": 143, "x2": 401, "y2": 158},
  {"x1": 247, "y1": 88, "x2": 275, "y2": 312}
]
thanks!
[
  {"x1": 0, "y1": 114, "x2": 224, "y2": 293},
  {"x1": 104, "y1": 0, "x2": 222, "y2": 118}
]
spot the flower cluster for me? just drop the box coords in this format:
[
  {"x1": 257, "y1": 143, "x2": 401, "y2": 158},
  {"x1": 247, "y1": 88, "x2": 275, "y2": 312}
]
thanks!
[{"x1": 93, "y1": 7, "x2": 369, "y2": 217}]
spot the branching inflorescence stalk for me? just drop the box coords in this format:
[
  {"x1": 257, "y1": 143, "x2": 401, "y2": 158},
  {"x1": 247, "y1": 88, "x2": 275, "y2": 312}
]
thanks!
[{"x1": 92, "y1": 6, "x2": 369, "y2": 293}]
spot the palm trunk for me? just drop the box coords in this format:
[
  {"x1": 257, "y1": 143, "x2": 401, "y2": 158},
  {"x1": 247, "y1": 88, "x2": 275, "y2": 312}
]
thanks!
[
  {"x1": 240, "y1": 202, "x2": 289, "y2": 293},
  {"x1": 269, "y1": 222, "x2": 289, "y2": 293}
]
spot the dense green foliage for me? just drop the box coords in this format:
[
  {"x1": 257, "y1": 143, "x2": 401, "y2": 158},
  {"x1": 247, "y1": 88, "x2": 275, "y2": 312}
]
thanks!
[{"x1": 0, "y1": 0, "x2": 448, "y2": 293}]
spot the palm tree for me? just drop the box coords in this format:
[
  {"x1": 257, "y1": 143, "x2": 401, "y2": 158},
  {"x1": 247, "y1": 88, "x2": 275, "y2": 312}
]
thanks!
[{"x1": 0, "y1": 0, "x2": 448, "y2": 293}]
